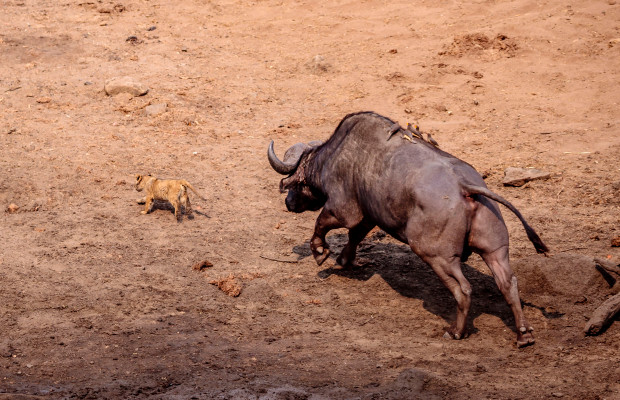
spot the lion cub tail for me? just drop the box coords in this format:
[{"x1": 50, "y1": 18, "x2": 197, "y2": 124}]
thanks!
[{"x1": 180, "y1": 180, "x2": 206, "y2": 200}]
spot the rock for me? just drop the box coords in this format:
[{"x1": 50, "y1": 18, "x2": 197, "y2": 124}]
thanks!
[
  {"x1": 36, "y1": 97, "x2": 51, "y2": 103},
  {"x1": 503, "y1": 167, "x2": 551, "y2": 187},
  {"x1": 104, "y1": 76, "x2": 149, "y2": 96},
  {"x1": 125, "y1": 35, "x2": 141, "y2": 44},
  {"x1": 145, "y1": 102, "x2": 167, "y2": 116},
  {"x1": 6, "y1": 203, "x2": 19, "y2": 213},
  {"x1": 611, "y1": 237, "x2": 620, "y2": 247},
  {"x1": 305, "y1": 55, "x2": 331, "y2": 73}
]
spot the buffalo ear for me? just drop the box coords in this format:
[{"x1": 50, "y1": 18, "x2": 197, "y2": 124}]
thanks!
[{"x1": 279, "y1": 176, "x2": 297, "y2": 193}]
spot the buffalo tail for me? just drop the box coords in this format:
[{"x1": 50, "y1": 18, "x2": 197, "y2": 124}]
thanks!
[{"x1": 461, "y1": 183, "x2": 549, "y2": 254}]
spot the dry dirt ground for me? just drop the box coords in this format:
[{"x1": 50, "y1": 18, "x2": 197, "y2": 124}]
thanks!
[{"x1": 1, "y1": 0, "x2": 620, "y2": 398}]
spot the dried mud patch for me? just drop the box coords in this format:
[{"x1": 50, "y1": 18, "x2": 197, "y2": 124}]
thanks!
[{"x1": 440, "y1": 33, "x2": 519, "y2": 58}]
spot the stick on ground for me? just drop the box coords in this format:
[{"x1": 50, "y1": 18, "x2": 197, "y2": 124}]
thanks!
[{"x1": 584, "y1": 292, "x2": 620, "y2": 335}]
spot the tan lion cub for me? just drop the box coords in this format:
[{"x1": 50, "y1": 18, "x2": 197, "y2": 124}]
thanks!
[{"x1": 135, "y1": 174, "x2": 205, "y2": 221}]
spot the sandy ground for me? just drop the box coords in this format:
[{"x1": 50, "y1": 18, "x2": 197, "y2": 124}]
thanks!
[{"x1": 1, "y1": 0, "x2": 620, "y2": 398}]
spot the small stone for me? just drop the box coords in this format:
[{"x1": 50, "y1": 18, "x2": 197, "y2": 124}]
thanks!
[
  {"x1": 147, "y1": 26, "x2": 157, "y2": 31},
  {"x1": 125, "y1": 35, "x2": 140, "y2": 44},
  {"x1": 145, "y1": 102, "x2": 167, "y2": 116},
  {"x1": 503, "y1": 167, "x2": 551, "y2": 187},
  {"x1": 6, "y1": 203, "x2": 19, "y2": 213},
  {"x1": 552, "y1": 392, "x2": 564, "y2": 398},
  {"x1": 104, "y1": 76, "x2": 149, "y2": 97},
  {"x1": 305, "y1": 55, "x2": 331, "y2": 73},
  {"x1": 611, "y1": 237, "x2": 620, "y2": 247},
  {"x1": 36, "y1": 97, "x2": 51, "y2": 103}
]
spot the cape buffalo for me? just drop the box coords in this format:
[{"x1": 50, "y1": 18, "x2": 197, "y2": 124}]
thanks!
[{"x1": 268, "y1": 111, "x2": 549, "y2": 347}]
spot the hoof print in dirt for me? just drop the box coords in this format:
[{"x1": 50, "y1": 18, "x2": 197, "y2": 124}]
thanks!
[
  {"x1": 145, "y1": 102, "x2": 167, "y2": 117},
  {"x1": 209, "y1": 274, "x2": 242, "y2": 297}
]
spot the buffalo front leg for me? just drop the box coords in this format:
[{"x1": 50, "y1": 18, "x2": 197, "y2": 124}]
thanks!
[
  {"x1": 336, "y1": 220, "x2": 375, "y2": 267},
  {"x1": 310, "y1": 208, "x2": 343, "y2": 266},
  {"x1": 481, "y1": 246, "x2": 535, "y2": 348}
]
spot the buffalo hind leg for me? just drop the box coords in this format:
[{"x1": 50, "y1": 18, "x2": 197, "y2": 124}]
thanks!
[
  {"x1": 310, "y1": 208, "x2": 343, "y2": 265},
  {"x1": 420, "y1": 254, "x2": 472, "y2": 340},
  {"x1": 337, "y1": 220, "x2": 375, "y2": 267},
  {"x1": 480, "y1": 246, "x2": 534, "y2": 347}
]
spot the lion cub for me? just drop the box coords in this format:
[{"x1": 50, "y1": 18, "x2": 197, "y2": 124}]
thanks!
[{"x1": 135, "y1": 174, "x2": 205, "y2": 221}]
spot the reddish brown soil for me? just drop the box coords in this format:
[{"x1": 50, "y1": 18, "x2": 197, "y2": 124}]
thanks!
[{"x1": 1, "y1": 0, "x2": 619, "y2": 398}]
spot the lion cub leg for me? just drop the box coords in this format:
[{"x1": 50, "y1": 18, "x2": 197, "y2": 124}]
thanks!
[
  {"x1": 141, "y1": 196, "x2": 154, "y2": 214},
  {"x1": 180, "y1": 186, "x2": 193, "y2": 217},
  {"x1": 171, "y1": 191, "x2": 182, "y2": 221},
  {"x1": 171, "y1": 200, "x2": 180, "y2": 220}
]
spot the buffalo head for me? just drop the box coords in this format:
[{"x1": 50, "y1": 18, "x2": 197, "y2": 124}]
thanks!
[{"x1": 268, "y1": 140, "x2": 326, "y2": 213}]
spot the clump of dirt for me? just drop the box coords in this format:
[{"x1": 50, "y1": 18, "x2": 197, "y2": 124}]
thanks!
[
  {"x1": 440, "y1": 33, "x2": 519, "y2": 58},
  {"x1": 191, "y1": 259, "x2": 214, "y2": 271},
  {"x1": 209, "y1": 274, "x2": 243, "y2": 297}
]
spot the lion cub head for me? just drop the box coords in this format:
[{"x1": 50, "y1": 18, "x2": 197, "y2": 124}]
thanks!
[{"x1": 134, "y1": 174, "x2": 153, "y2": 192}]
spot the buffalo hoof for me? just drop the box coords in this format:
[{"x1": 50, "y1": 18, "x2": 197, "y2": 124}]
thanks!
[
  {"x1": 313, "y1": 248, "x2": 331, "y2": 266},
  {"x1": 336, "y1": 255, "x2": 367, "y2": 268},
  {"x1": 517, "y1": 329, "x2": 535, "y2": 348},
  {"x1": 443, "y1": 325, "x2": 467, "y2": 340}
]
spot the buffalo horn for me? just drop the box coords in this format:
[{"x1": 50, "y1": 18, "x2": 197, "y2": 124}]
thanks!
[{"x1": 268, "y1": 140, "x2": 300, "y2": 175}]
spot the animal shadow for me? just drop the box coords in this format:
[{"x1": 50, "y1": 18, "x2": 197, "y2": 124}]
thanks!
[
  {"x1": 292, "y1": 231, "x2": 556, "y2": 335},
  {"x1": 141, "y1": 200, "x2": 210, "y2": 221}
]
